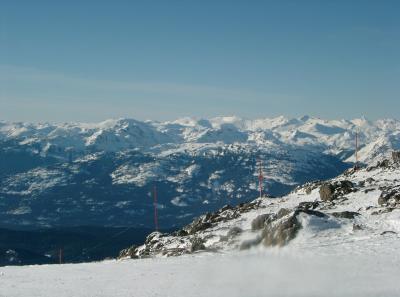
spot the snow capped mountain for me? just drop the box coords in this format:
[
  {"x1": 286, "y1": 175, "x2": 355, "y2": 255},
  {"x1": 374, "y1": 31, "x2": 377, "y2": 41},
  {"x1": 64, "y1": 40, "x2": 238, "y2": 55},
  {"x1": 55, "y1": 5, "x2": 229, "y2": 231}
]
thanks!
[
  {"x1": 0, "y1": 116, "x2": 399, "y2": 229},
  {"x1": 1, "y1": 115, "x2": 399, "y2": 160}
]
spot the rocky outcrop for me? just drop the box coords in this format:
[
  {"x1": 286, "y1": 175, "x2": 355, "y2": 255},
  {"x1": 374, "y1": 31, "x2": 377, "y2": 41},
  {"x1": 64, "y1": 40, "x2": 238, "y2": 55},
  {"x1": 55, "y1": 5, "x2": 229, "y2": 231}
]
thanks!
[
  {"x1": 297, "y1": 201, "x2": 320, "y2": 211},
  {"x1": 260, "y1": 208, "x2": 327, "y2": 247},
  {"x1": 367, "y1": 157, "x2": 400, "y2": 171},
  {"x1": 319, "y1": 184, "x2": 335, "y2": 201},
  {"x1": 261, "y1": 213, "x2": 301, "y2": 247},
  {"x1": 184, "y1": 216, "x2": 213, "y2": 235},
  {"x1": 119, "y1": 245, "x2": 139, "y2": 259},
  {"x1": 277, "y1": 207, "x2": 291, "y2": 218},
  {"x1": 296, "y1": 209, "x2": 326, "y2": 218},
  {"x1": 250, "y1": 208, "x2": 293, "y2": 231},
  {"x1": 353, "y1": 223, "x2": 363, "y2": 231},
  {"x1": 239, "y1": 237, "x2": 262, "y2": 250},
  {"x1": 319, "y1": 180, "x2": 355, "y2": 201},
  {"x1": 378, "y1": 188, "x2": 400, "y2": 206},
  {"x1": 227, "y1": 227, "x2": 243, "y2": 237},
  {"x1": 294, "y1": 181, "x2": 323, "y2": 195},
  {"x1": 378, "y1": 159, "x2": 391, "y2": 168},
  {"x1": 331, "y1": 211, "x2": 360, "y2": 219},
  {"x1": 190, "y1": 237, "x2": 206, "y2": 252},
  {"x1": 183, "y1": 201, "x2": 262, "y2": 235},
  {"x1": 117, "y1": 162, "x2": 400, "y2": 262},
  {"x1": 118, "y1": 200, "x2": 264, "y2": 259},
  {"x1": 392, "y1": 151, "x2": 400, "y2": 163},
  {"x1": 381, "y1": 230, "x2": 397, "y2": 235},
  {"x1": 251, "y1": 214, "x2": 275, "y2": 231}
]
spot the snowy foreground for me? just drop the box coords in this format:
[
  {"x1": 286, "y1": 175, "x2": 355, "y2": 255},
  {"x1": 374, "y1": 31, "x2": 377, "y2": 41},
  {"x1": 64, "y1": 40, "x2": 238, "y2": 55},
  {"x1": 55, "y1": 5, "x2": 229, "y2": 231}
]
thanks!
[
  {"x1": 1, "y1": 246, "x2": 400, "y2": 297},
  {"x1": 2, "y1": 164, "x2": 400, "y2": 297}
]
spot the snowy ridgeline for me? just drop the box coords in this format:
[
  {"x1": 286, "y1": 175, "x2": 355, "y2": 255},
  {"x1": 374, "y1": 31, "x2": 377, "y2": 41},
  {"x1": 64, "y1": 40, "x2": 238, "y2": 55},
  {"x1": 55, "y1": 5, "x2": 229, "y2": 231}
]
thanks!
[
  {"x1": 1, "y1": 161, "x2": 400, "y2": 296},
  {"x1": 1, "y1": 115, "x2": 400, "y2": 164}
]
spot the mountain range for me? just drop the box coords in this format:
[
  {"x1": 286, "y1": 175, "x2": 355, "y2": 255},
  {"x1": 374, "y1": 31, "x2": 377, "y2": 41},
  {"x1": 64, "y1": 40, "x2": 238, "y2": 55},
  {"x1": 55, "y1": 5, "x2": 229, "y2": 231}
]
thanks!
[{"x1": 1, "y1": 115, "x2": 399, "y2": 229}]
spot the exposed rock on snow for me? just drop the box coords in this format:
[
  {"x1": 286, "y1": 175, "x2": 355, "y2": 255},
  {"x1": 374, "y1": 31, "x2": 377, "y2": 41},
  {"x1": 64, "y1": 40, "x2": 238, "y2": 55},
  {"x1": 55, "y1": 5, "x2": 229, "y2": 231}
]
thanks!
[
  {"x1": 251, "y1": 214, "x2": 275, "y2": 231},
  {"x1": 119, "y1": 200, "x2": 263, "y2": 258},
  {"x1": 331, "y1": 211, "x2": 360, "y2": 219},
  {"x1": 378, "y1": 187, "x2": 400, "y2": 206},
  {"x1": 261, "y1": 212, "x2": 301, "y2": 247},
  {"x1": 392, "y1": 151, "x2": 400, "y2": 163},
  {"x1": 189, "y1": 237, "x2": 206, "y2": 252},
  {"x1": 226, "y1": 226, "x2": 243, "y2": 237},
  {"x1": 319, "y1": 180, "x2": 355, "y2": 201},
  {"x1": 119, "y1": 160, "x2": 400, "y2": 259}
]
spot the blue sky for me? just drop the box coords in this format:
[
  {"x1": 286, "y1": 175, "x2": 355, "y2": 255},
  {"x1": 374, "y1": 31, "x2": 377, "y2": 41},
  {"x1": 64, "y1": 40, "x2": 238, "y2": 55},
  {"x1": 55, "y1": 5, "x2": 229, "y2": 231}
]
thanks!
[{"x1": 0, "y1": 1, "x2": 399, "y2": 122}]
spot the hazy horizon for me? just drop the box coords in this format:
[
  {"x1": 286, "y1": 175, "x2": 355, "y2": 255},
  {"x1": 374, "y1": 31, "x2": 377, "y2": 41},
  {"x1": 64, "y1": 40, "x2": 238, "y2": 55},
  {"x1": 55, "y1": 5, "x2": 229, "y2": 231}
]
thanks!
[
  {"x1": 0, "y1": 114, "x2": 394, "y2": 125},
  {"x1": 1, "y1": 1, "x2": 399, "y2": 122}
]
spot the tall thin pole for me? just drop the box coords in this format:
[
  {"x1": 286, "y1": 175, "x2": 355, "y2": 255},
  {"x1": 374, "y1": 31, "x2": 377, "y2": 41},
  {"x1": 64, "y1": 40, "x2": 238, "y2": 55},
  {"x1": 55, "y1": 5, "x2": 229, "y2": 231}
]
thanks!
[
  {"x1": 153, "y1": 185, "x2": 159, "y2": 231},
  {"x1": 258, "y1": 159, "x2": 263, "y2": 198}
]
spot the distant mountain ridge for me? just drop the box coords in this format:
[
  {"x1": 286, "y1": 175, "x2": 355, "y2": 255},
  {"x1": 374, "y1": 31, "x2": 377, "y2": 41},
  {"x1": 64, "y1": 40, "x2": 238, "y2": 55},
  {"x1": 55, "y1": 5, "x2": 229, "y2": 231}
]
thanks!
[
  {"x1": 0, "y1": 116, "x2": 399, "y2": 229},
  {"x1": 1, "y1": 115, "x2": 399, "y2": 163}
]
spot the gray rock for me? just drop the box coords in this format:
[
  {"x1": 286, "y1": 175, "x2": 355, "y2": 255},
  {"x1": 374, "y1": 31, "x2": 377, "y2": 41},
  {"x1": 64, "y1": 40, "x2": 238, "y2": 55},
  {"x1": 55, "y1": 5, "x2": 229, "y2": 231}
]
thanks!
[
  {"x1": 319, "y1": 183, "x2": 335, "y2": 201},
  {"x1": 331, "y1": 211, "x2": 360, "y2": 219},
  {"x1": 299, "y1": 181, "x2": 323, "y2": 195},
  {"x1": 381, "y1": 230, "x2": 397, "y2": 235},
  {"x1": 220, "y1": 205, "x2": 233, "y2": 212},
  {"x1": 366, "y1": 177, "x2": 375, "y2": 184},
  {"x1": 184, "y1": 216, "x2": 213, "y2": 234},
  {"x1": 261, "y1": 209, "x2": 329, "y2": 247},
  {"x1": 227, "y1": 226, "x2": 243, "y2": 237},
  {"x1": 277, "y1": 208, "x2": 291, "y2": 219},
  {"x1": 251, "y1": 214, "x2": 275, "y2": 231},
  {"x1": 319, "y1": 180, "x2": 355, "y2": 201},
  {"x1": 118, "y1": 245, "x2": 138, "y2": 259},
  {"x1": 261, "y1": 214, "x2": 301, "y2": 247},
  {"x1": 392, "y1": 151, "x2": 400, "y2": 163},
  {"x1": 190, "y1": 237, "x2": 206, "y2": 252},
  {"x1": 364, "y1": 188, "x2": 375, "y2": 193},
  {"x1": 297, "y1": 201, "x2": 320, "y2": 211},
  {"x1": 352, "y1": 224, "x2": 363, "y2": 231},
  {"x1": 239, "y1": 237, "x2": 262, "y2": 250},
  {"x1": 173, "y1": 229, "x2": 189, "y2": 237},
  {"x1": 378, "y1": 195, "x2": 388, "y2": 206},
  {"x1": 296, "y1": 209, "x2": 326, "y2": 218},
  {"x1": 336, "y1": 180, "x2": 355, "y2": 193},
  {"x1": 236, "y1": 200, "x2": 263, "y2": 213},
  {"x1": 377, "y1": 159, "x2": 390, "y2": 168},
  {"x1": 371, "y1": 207, "x2": 395, "y2": 215},
  {"x1": 378, "y1": 189, "x2": 400, "y2": 206},
  {"x1": 161, "y1": 248, "x2": 188, "y2": 257}
]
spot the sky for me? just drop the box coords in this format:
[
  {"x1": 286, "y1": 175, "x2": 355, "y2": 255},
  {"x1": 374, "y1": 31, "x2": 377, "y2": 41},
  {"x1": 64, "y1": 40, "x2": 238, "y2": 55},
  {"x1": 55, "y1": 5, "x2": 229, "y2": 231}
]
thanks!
[{"x1": 0, "y1": 1, "x2": 399, "y2": 123}]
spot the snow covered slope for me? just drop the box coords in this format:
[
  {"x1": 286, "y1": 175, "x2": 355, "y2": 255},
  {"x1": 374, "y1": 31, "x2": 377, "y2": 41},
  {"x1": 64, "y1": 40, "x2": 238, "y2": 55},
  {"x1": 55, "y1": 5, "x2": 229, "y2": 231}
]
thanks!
[
  {"x1": 2, "y1": 160, "x2": 400, "y2": 297},
  {"x1": 119, "y1": 159, "x2": 400, "y2": 260},
  {"x1": 1, "y1": 115, "x2": 400, "y2": 229},
  {"x1": 1, "y1": 250, "x2": 400, "y2": 297}
]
